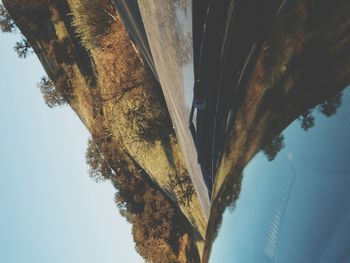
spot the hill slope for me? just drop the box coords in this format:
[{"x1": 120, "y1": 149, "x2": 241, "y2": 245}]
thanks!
[{"x1": 3, "y1": 0, "x2": 207, "y2": 261}]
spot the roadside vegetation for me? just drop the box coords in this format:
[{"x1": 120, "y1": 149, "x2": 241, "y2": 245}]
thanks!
[
  {"x1": 125, "y1": 93, "x2": 174, "y2": 145},
  {"x1": 38, "y1": 76, "x2": 71, "y2": 108},
  {"x1": 262, "y1": 2, "x2": 306, "y2": 87},
  {"x1": 85, "y1": 135, "x2": 199, "y2": 262},
  {"x1": 205, "y1": 0, "x2": 350, "y2": 261},
  {"x1": 70, "y1": 0, "x2": 115, "y2": 50},
  {"x1": 243, "y1": 1, "x2": 343, "y2": 162},
  {"x1": 2, "y1": 1, "x2": 205, "y2": 261}
]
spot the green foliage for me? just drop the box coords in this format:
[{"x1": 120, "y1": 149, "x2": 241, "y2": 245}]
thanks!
[
  {"x1": 126, "y1": 98, "x2": 173, "y2": 145},
  {"x1": 169, "y1": 173, "x2": 195, "y2": 206},
  {"x1": 70, "y1": 0, "x2": 114, "y2": 50}
]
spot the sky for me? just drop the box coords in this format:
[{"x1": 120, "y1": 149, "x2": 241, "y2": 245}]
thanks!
[
  {"x1": 210, "y1": 87, "x2": 350, "y2": 262},
  {"x1": 0, "y1": 31, "x2": 143, "y2": 262}
]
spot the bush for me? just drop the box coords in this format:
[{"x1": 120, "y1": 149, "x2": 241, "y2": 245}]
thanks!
[
  {"x1": 70, "y1": 0, "x2": 114, "y2": 50},
  {"x1": 169, "y1": 172, "x2": 195, "y2": 206},
  {"x1": 126, "y1": 96, "x2": 173, "y2": 145}
]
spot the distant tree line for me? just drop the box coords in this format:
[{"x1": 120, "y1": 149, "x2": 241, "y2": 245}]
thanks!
[
  {"x1": 262, "y1": 91, "x2": 343, "y2": 162},
  {"x1": 298, "y1": 92, "x2": 343, "y2": 131}
]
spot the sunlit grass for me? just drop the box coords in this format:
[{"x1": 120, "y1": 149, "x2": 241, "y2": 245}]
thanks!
[{"x1": 70, "y1": 0, "x2": 113, "y2": 51}]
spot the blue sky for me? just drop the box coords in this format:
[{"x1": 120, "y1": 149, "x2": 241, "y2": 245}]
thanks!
[
  {"x1": 210, "y1": 87, "x2": 350, "y2": 262},
  {"x1": 0, "y1": 31, "x2": 142, "y2": 262}
]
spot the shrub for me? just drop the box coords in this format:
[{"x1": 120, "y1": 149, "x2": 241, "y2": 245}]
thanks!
[
  {"x1": 169, "y1": 172, "x2": 195, "y2": 206},
  {"x1": 126, "y1": 96, "x2": 173, "y2": 145}
]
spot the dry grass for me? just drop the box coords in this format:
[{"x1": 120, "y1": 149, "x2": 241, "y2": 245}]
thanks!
[
  {"x1": 70, "y1": 0, "x2": 114, "y2": 50},
  {"x1": 91, "y1": 11, "x2": 208, "y2": 243},
  {"x1": 262, "y1": 2, "x2": 306, "y2": 88},
  {"x1": 14, "y1": 0, "x2": 207, "y2": 259}
]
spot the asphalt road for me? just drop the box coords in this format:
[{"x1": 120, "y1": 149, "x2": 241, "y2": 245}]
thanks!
[
  {"x1": 112, "y1": 0, "x2": 294, "y2": 208},
  {"x1": 192, "y1": 0, "x2": 295, "y2": 193},
  {"x1": 137, "y1": 0, "x2": 211, "y2": 216}
]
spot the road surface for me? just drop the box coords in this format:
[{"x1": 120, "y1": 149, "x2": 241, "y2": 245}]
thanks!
[
  {"x1": 192, "y1": 0, "x2": 295, "y2": 192},
  {"x1": 138, "y1": 0, "x2": 211, "y2": 216}
]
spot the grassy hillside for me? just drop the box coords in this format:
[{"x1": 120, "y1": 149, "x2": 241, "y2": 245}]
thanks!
[{"x1": 2, "y1": 0, "x2": 207, "y2": 261}]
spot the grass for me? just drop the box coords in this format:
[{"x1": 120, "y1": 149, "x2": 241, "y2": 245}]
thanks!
[
  {"x1": 262, "y1": 2, "x2": 306, "y2": 88},
  {"x1": 13, "y1": 0, "x2": 208, "y2": 258},
  {"x1": 70, "y1": 0, "x2": 114, "y2": 50}
]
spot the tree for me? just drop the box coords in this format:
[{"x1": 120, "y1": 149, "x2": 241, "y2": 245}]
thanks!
[
  {"x1": 1, "y1": 5, "x2": 33, "y2": 59},
  {"x1": 85, "y1": 138, "x2": 115, "y2": 182},
  {"x1": 298, "y1": 110, "x2": 315, "y2": 131},
  {"x1": 38, "y1": 76, "x2": 68, "y2": 108},
  {"x1": 169, "y1": 173, "x2": 195, "y2": 206},
  {"x1": 13, "y1": 38, "x2": 33, "y2": 58},
  {"x1": 318, "y1": 92, "x2": 342, "y2": 117},
  {"x1": 132, "y1": 188, "x2": 179, "y2": 263},
  {"x1": 126, "y1": 99, "x2": 173, "y2": 145},
  {"x1": 262, "y1": 134, "x2": 285, "y2": 161},
  {"x1": 0, "y1": 4, "x2": 16, "y2": 33}
]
